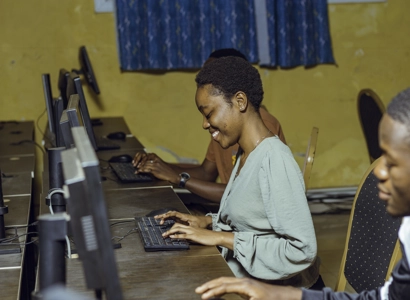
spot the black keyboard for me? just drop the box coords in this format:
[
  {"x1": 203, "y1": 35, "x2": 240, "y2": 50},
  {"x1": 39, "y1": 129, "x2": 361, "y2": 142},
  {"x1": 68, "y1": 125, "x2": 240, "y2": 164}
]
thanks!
[
  {"x1": 135, "y1": 217, "x2": 189, "y2": 252},
  {"x1": 95, "y1": 136, "x2": 120, "y2": 150},
  {"x1": 110, "y1": 162, "x2": 153, "y2": 183}
]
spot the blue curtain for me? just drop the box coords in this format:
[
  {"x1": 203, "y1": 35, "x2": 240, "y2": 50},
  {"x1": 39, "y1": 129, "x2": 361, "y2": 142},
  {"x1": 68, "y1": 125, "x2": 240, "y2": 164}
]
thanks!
[
  {"x1": 115, "y1": 0, "x2": 334, "y2": 71},
  {"x1": 261, "y1": 0, "x2": 335, "y2": 67},
  {"x1": 115, "y1": 0, "x2": 258, "y2": 70}
]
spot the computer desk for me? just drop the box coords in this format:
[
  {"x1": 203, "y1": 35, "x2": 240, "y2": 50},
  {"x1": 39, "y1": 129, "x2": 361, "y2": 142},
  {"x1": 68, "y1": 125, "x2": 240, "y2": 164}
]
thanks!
[
  {"x1": 0, "y1": 121, "x2": 36, "y2": 300},
  {"x1": 91, "y1": 117, "x2": 131, "y2": 136},
  {"x1": 0, "y1": 121, "x2": 36, "y2": 159},
  {"x1": 0, "y1": 194, "x2": 32, "y2": 300},
  {"x1": 0, "y1": 156, "x2": 36, "y2": 175},
  {"x1": 38, "y1": 164, "x2": 239, "y2": 298},
  {"x1": 0, "y1": 121, "x2": 35, "y2": 145},
  {"x1": 62, "y1": 187, "x2": 240, "y2": 299},
  {"x1": 91, "y1": 117, "x2": 145, "y2": 151},
  {"x1": 37, "y1": 185, "x2": 240, "y2": 299}
]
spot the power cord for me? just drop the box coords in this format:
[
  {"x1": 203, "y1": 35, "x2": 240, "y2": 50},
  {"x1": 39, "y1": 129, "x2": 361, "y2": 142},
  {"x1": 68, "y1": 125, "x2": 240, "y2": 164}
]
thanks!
[
  {"x1": 45, "y1": 188, "x2": 72, "y2": 258},
  {"x1": 36, "y1": 108, "x2": 50, "y2": 145}
]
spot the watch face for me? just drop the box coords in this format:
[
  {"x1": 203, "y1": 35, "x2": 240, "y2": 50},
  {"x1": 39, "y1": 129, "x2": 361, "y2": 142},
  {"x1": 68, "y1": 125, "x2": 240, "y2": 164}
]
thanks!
[{"x1": 181, "y1": 172, "x2": 190, "y2": 180}]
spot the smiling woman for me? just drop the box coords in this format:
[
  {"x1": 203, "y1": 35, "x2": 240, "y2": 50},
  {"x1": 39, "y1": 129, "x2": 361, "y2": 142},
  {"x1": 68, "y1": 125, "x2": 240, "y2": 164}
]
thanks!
[{"x1": 156, "y1": 56, "x2": 324, "y2": 289}]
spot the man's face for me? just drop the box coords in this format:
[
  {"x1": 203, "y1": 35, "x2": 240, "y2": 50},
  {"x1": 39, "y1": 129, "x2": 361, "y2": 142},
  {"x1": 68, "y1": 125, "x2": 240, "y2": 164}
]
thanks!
[{"x1": 374, "y1": 114, "x2": 410, "y2": 217}]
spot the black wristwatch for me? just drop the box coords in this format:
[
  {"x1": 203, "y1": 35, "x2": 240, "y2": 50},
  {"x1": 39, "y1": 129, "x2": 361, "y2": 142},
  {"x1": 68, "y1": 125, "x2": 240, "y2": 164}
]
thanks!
[{"x1": 178, "y1": 172, "x2": 191, "y2": 188}]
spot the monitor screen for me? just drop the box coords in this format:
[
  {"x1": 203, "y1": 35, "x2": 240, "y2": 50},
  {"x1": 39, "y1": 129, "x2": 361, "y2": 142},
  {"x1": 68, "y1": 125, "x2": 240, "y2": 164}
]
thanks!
[
  {"x1": 58, "y1": 68, "x2": 71, "y2": 109},
  {"x1": 54, "y1": 97, "x2": 65, "y2": 148},
  {"x1": 59, "y1": 110, "x2": 74, "y2": 149},
  {"x1": 78, "y1": 46, "x2": 100, "y2": 95},
  {"x1": 59, "y1": 94, "x2": 84, "y2": 149},
  {"x1": 42, "y1": 74, "x2": 56, "y2": 135},
  {"x1": 66, "y1": 72, "x2": 98, "y2": 151},
  {"x1": 61, "y1": 127, "x2": 123, "y2": 300},
  {"x1": 42, "y1": 73, "x2": 58, "y2": 147},
  {"x1": 65, "y1": 94, "x2": 84, "y2": 128}
]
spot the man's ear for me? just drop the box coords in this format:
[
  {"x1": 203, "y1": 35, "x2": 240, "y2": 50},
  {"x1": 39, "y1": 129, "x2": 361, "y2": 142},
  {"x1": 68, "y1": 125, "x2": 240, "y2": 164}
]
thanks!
[{"x1": 234, "y1": 91, "x2": 248, "y2": 112}]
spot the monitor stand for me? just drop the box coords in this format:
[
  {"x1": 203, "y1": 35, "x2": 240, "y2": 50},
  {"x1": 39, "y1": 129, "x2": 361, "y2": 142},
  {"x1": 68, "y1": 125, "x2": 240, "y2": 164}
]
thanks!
[
  {"x1": 31, "y1": 213, "x2": 68, "y2": 300},
  {"x1": 47, "y1": 148, "x2": 67, "y2": 213}
]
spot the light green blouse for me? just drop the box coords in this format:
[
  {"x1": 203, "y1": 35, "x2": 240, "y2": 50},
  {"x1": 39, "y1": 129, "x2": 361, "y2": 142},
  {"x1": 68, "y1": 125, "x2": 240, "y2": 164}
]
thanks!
[{"x1": 209, "y1": 136, "x2": 320, "y2": 287}]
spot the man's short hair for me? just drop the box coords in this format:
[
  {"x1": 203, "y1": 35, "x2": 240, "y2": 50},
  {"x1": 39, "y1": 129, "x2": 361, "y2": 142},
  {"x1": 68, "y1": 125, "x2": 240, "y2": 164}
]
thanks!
[
  {"x1": 195, "y1": 56, "x2": 263, "y2": 111},
  {"x1": 387, "y1": 87, "x2": 410, "y2": 129},
  {"x1": 208, "y1": 48, "x2": 248, "y2": 61}
]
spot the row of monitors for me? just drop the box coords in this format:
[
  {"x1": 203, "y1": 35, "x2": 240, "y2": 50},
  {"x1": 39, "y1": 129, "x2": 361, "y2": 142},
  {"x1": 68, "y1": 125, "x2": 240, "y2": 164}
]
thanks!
[
  {"x1": 42, "y1": 46, "x2": 100, "y2": 150},
  {"x1": 42, "y1": 70, "x2": 98, "y2": 151},
  {"x1": 59, "y1": 126, "x2": 123, "y2": 299}
]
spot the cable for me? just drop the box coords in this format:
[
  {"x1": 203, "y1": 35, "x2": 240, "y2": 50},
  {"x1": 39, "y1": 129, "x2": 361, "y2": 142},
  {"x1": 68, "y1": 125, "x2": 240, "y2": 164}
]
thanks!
[
  {"x1": 45, "y1": 188, "x2": 71, "y2": 258},
  {"x1": 46, "y1": 188, "x2": 64, "y2": 215},
  {"x1": 0, "y1": 232, "x2": 39, "y2": 246},
  {"x1": 36, "y1": 108, "x2": 47, "y2": 139},
  {"x1": 65, "y1": 235, "x2": 72, "y2": 259},
  {"x1": 110, "y1": 220, "x2": 134, "y2": 227},
  {"x1": 111, "y1": 227, "x2": 138, "y2": 244}
]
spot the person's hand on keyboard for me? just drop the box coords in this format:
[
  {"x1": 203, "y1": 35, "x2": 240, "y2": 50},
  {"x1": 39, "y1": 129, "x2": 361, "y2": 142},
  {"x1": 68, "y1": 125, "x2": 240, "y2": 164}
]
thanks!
[
  {"x1": 161, "y1": 222, "x2": 234, "y2": 248},
  {"x1": 154, "y1": 211, "x2": 212, "y2": 229},
  {"x1": 132, "y1": 152, "x2": 180, "y2": 184}
]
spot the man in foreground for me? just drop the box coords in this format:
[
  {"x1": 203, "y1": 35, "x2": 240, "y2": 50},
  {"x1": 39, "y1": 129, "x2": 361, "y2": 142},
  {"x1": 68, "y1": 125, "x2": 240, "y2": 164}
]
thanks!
[{"x1": 195, "y1": 87, "x2": 410, "y2": 299}]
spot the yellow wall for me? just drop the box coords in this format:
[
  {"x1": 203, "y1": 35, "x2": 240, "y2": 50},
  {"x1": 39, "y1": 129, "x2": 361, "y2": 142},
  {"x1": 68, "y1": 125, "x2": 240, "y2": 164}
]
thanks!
[{"x1": 1, "y1": 0, "x2": 408, "y2": 189}]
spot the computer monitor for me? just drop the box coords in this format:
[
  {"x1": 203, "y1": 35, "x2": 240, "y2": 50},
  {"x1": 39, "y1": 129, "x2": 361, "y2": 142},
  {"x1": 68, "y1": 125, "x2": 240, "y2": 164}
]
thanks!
[
  {"x1": 66, "y1": 72, "x2": 98, "y2": 151},
  {"x1": 42, "y1": 74, "x2": 56, "y2": 140},
  {"x1": 72, "y1": 46, "x2": 100, "y2": 95},
  {"x1": 61, "y1": 127, "x2": 123, "y2": 300},
  {"x1": 59, "y1": 110, "x2": 74, "y2": 149},
  {"x1": 58, "y1": 68, "x2": 71, "y2": 109},
  {"x1": 65, "y1": 94, "x2": 83, "y2": 127},
  {"x1": 54, "y1": 97, "x2": 66, "y2": 148},
  {"x1": 59, "y1": 94, "x2": 83, "y2": 149}
]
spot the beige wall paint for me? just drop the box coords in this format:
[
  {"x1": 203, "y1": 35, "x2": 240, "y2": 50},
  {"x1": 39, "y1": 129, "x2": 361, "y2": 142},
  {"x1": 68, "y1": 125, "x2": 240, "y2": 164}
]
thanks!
[{"x1": 1, "y1": 0, "x2": 408, "y2": 189}]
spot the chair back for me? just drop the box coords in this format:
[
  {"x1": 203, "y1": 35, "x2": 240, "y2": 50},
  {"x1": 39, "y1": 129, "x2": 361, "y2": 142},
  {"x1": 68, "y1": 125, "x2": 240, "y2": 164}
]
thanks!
[
  {"x1": 335, "y1": 158, "x2": 402, "y2": 292},
  {"x1": 357, "y1": 89, "x2": 385, "y2": 163},
  {"x1": 302, "y1": 127, "x2": 319, "y2": 192}
]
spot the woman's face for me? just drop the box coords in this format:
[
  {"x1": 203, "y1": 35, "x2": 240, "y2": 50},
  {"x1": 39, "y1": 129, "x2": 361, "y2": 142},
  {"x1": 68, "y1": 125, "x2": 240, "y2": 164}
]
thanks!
[{"x1": 195, "y1": 85, "x2": 241, "y2": 149}]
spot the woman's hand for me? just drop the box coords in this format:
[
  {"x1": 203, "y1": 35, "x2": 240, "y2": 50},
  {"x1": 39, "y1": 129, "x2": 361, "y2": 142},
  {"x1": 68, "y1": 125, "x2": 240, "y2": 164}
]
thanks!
[
  {"x1": 162, "y1": 223, "x2": 224, "y2": 246},
  {"x1": 132, "y1": 153, "x2": 180, "y2": 184},
  {"x1": 154, "y1": 211, "x2": 212, "y2": 229}
]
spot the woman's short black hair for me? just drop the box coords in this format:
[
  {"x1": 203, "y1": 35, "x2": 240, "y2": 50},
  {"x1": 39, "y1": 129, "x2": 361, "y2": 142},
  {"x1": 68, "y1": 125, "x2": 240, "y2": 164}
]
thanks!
[
  {"x1": 195, "y1": 56, "x2": 264, "y2": 111},
  {"x1": 208, "y1": 48, "x2": 248, "y2": 61}
]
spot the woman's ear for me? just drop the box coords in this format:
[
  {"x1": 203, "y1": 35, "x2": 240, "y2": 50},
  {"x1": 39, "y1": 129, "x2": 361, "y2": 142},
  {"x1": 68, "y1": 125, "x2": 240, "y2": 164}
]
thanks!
[{"x1": 234, "y1": 91, "x2": 248, "y2": 112}]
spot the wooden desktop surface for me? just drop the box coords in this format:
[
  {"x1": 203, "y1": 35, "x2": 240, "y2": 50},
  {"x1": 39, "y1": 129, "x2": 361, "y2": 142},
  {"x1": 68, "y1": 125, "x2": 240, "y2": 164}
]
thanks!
[
  {"x1": 2, "y1": 173, "x2": 32, "y2": 197},
  {"x1": 0, "y1": 120, "x2": 35, "y2": 300},
  {"x1": 64, "y1": 187, "x2": 239, "y2": 299},
  {"x1": 0, "y1": 156, "x2": 36, "y2": 174},
  {"x1": 91, "y1": 117, "x2": 132, "y2": 136},
  {"x1": 0, "y1": 121, "x2": 36, "y2": 158},
  {"x1": 0, "y1": 188, "x2": 32, "y2": 299},
  {"x1": 0, "y1": 121, "x2": 34, "y2": 143}
]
